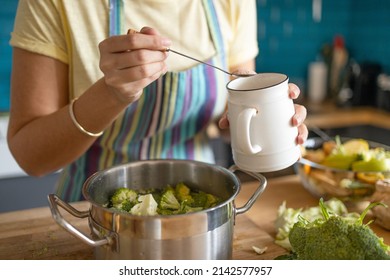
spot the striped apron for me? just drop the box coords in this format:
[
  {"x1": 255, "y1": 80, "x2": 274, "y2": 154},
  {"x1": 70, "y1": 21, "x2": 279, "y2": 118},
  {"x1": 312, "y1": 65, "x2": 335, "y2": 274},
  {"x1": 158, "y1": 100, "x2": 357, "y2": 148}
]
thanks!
[{"x1": 56, "y1": 0, "x2": 229, "y2": 202}]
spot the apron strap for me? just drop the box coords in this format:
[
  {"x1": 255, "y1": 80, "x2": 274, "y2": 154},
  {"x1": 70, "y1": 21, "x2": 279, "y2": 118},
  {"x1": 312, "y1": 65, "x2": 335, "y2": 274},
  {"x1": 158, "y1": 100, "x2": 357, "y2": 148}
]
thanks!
[{"x1": 109, "y1": 0, "x2": 124, "y2": 36}]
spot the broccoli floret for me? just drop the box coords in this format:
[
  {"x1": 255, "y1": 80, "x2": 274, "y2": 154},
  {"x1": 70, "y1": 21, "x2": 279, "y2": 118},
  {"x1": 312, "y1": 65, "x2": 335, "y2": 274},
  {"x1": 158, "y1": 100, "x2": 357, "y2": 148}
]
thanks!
[
  {"x1": 160, "y1": 188, "x2": 180, "y2": 210},
  {"x1": 191, "y1": 191, "x2": 208, "y2": 208},
  {"x1": 175, "y1": 183, "x2": 194, "y2": 204},
  {"x1": 159, "y1": 185, "x2": 219, "y2": 214},
  {"x1": 120, "y1": 200, "x2": 135, "y2": 212},
  {"x1": 191, "y1": 191, "x2": 220, "y2": 208},
  {"x1": 110, "y1": 187, "x2": 137, "y2": 211},
  {"x1": 279, "y1": 199, "x2": 390, "y2": 260},
  {"x1": 204, "y1": 193, "x2": 220, "y2": 208},
  {"x1": 130, "y1": 194, "x2": 158, "y2": 216},
  {"x1": 289, "y1": 217, "x2": 353, "y2": 259}
]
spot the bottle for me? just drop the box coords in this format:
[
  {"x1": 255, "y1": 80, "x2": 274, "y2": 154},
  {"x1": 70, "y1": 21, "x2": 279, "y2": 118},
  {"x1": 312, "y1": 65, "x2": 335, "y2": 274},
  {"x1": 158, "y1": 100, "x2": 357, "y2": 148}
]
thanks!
[
  {"x1": 308, "y1": 60, "x2": 328, "y2": 104},
  {"x1": 329, "y1": 35, "x2": 348, "y2": 100}
]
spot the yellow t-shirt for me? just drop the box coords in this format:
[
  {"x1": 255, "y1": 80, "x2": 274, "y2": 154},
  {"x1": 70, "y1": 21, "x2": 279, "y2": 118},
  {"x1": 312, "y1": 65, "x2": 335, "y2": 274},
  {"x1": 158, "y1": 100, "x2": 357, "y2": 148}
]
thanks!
[{"x1": 10, "y1": 0, "x2": 258, "y2": 98}]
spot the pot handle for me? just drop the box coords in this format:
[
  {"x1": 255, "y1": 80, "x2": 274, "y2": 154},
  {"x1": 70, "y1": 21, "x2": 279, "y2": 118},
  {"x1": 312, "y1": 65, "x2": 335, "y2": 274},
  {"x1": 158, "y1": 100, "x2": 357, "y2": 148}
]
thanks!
[
  {"x1": 229, "y1": 165, "x2": 267, "y2": 215},
  {"x1": 47, "y1": 194, "x2": 111, "y2": 247}
]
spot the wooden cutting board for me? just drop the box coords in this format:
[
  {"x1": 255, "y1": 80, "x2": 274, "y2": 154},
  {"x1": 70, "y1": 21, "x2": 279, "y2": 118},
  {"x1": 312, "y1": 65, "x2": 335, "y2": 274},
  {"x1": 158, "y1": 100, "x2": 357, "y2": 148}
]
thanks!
[
  {"x1": 232, "y1": 215, "x2": 287, "y2": 260},
  {"x1": 0, "y1": 200, "x2": 286, "y2": 260},
  {"x1": 0, "y1": 201, "x2": 93, "y2": 260}
]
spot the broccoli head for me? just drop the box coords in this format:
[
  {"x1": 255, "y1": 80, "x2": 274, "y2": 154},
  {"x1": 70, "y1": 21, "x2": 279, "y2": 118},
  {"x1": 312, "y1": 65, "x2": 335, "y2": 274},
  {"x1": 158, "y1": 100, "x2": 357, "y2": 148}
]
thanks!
[
  {"x1": 110, "y1": 187, "x2": 137, "y2": 211},
  {"x1": 120, "y1": 200, "x2": 135, "y2": 212},
  {"x1": 204, "y1": 193, "x2": 220, "y2": 208},
  {"x1": 175, "y1": 183, "x2": 194, "y2": 204},
  {"x1": 277, "y1": 199, "x2": 390, "y2": 260},
  {"x1": 191, "y1": 191, "x2": 208, "y2": 208},
  {"x1": 159, "y1": 188, "x2": 180, "y2": 210},
  {"x1": 190, "y1": 191, "x2": 220, "y2": 209}
]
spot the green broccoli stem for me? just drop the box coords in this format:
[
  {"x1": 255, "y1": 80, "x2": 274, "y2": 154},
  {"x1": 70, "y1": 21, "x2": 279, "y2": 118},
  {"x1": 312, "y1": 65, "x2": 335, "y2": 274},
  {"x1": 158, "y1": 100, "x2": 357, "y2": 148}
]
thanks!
[{"x1": 319, "y1": 198, "x2": 330, "y2": 221}]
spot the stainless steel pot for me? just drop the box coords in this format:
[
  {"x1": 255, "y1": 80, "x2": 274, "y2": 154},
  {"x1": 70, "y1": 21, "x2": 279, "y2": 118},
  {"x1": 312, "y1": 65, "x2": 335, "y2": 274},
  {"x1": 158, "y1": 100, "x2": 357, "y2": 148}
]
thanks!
[{"x1": 48, "y1": 160, "x2": 266, "y2": 260}]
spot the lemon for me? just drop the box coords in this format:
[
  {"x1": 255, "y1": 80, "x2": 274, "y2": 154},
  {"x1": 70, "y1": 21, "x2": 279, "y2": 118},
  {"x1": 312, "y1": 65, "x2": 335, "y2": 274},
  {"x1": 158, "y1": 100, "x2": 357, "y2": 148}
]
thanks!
[
  {"x1": 352, "y1": 158, "x2": 389, "y2": 172},
  {"x1": 342, "y1": 139, "x2": 369, "y2": 155},
  {"x1": 356, "y1": 172, "x2": 385, "y2": 184},
  {"x1": 321, "y1": 153, "x2": 358, "y2": 170}
]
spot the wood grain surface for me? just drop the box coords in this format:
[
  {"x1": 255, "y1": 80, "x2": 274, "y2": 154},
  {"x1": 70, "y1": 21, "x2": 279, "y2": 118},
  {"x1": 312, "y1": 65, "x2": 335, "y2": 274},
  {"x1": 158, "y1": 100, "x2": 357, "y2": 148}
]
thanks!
[{"x1": 0, "y1": 175, "x2": 388, "y2": 260}]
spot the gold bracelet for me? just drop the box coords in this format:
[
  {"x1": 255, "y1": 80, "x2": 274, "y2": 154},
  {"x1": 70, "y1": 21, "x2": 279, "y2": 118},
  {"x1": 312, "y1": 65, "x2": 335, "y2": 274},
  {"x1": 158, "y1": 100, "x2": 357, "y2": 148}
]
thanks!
[{"x1": 69, "y1": 98, "x2": 103, "y2": 137}]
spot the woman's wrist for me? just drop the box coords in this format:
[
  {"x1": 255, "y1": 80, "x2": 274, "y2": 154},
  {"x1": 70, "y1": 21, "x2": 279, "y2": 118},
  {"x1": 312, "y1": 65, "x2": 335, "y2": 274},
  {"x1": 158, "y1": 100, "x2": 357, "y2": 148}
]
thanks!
[
  {"x1": 69, "y1": 79, "x2": 131, "y2": 135},
  {"x1": 101, "y1": 76, "x2": 144, "y2": 105},
  {"x1": 68, "y1": 98, "x2": 104, "y2": 137}
]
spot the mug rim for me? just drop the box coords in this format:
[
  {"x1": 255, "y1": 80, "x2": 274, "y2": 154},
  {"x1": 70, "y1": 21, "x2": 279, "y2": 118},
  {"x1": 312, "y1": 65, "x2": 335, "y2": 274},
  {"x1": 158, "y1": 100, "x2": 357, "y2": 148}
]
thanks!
[{"x1": 226, "y1": 72, "x2": 288, "y2": 92}]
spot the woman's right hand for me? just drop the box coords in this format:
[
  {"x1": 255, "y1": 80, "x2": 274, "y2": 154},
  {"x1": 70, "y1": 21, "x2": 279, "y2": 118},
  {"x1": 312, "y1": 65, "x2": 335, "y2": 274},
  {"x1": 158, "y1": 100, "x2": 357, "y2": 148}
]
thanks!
[{"x1": 98, "y1": 27, "x2": 171, "y2": 104}]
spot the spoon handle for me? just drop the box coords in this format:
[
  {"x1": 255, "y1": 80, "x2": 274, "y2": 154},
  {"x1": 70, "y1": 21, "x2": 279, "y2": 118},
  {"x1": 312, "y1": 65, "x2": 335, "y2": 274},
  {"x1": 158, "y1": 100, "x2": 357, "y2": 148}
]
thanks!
[
  {"x1": 166, "y1": 48, "x2": 233, "y2": 76},
  {"x1": 127, "y1": 29, "x2": 253, "y2": 77}
]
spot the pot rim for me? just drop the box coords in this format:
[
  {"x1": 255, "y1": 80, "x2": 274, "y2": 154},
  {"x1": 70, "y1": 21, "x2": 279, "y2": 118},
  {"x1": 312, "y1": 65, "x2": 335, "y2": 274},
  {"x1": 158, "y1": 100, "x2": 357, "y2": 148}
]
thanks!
[{"x1": 82, "y1": 159, "x2": 241, "y2": 218}]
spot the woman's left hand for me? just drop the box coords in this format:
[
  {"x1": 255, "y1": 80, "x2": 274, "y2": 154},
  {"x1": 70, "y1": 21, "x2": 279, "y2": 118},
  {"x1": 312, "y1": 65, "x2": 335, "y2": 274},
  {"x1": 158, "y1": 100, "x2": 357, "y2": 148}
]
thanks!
[
  {"x1": 287, "y1": 83, "x2": 308, "y2": 145},
  {"x1": 218, "y1": 82, "x2": 308, "y2": 145}
]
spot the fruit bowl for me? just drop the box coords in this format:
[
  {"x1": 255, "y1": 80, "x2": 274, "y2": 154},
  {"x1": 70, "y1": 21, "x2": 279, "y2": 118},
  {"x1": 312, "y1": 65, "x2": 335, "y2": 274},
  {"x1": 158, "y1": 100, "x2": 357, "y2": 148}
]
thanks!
[{"x1": 295, "y1": 137, "x2": 390, "y2": 202}]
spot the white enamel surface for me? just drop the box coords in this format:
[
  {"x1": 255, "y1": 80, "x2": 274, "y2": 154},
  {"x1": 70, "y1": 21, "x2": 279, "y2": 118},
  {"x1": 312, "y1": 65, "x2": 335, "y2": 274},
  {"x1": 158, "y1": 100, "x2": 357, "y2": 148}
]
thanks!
[{"x1": 227, "y1": 73, "x2": 300, "y2": 172}]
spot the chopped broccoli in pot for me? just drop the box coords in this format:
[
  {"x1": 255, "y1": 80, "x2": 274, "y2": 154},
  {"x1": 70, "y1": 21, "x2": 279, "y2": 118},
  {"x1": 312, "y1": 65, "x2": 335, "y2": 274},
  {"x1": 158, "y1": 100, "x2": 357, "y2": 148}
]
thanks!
[
  {"x1": 120, "y1": 200, "x2": 135, "y2": 212},
  {"x1": 160, "y1": 188, "x2": 180, "y2": 210},
  {"x1": 175, "y1": 182, "x2": 194, "y2": 204},
  {"x1": 107, "y1": 183, "x2": 222, "y2": 216},
  {"x1": 109, "y1": 187, "x2": 138, "y2": 212}
]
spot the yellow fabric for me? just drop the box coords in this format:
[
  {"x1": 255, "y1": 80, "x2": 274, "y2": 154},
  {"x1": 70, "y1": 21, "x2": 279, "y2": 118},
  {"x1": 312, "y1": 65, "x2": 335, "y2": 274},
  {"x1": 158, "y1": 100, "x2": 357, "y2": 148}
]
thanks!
[{"x1": 10, "y1": 0, "x2": 259, "y2": 98}]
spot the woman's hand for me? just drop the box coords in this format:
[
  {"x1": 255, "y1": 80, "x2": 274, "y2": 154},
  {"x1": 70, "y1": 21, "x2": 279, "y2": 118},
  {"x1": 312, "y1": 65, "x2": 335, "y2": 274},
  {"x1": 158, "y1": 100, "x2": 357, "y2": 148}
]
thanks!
[
  {"x1": 98, "y1": 27, "x2": 171, "y2": 104},
  {"x1": 218, "y1": 82, "x2": 308, "y2": 145},
  {"x1": 288, "y1": 83, "x2": 308, "y2": 145}
]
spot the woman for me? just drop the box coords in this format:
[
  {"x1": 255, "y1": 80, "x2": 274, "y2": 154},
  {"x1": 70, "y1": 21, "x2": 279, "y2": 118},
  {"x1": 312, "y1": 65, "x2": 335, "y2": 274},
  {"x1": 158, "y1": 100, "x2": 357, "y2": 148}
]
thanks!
[{"x1": 8, "y1": 0, "x2": 307, "y2": 201}]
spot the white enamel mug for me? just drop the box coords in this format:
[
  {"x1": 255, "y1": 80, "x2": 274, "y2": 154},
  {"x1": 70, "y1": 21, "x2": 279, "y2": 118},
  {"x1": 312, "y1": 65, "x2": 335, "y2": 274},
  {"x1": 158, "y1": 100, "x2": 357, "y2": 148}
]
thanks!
[{"x1": 227, "y1": 73, "x2": 301, "y2": 172}]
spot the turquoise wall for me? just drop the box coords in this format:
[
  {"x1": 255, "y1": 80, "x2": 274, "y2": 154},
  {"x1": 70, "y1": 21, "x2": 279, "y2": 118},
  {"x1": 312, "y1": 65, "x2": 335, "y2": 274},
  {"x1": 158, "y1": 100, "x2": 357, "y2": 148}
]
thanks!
[
  {"x1": 349, "y1": 0, "x2": 390, "y2": 71},
  {"x1": 255, "y1": 0, "x2": 390, "y2": 92},
  {"x1": 0, "y1": 0, "x2": 18, "y2": 111},
  {"x1": 256, "y1": 0, "x2": 351, "y2": 83},
  {"x1": 0, "y1": 0, "x2": 389, "y2": 111}
]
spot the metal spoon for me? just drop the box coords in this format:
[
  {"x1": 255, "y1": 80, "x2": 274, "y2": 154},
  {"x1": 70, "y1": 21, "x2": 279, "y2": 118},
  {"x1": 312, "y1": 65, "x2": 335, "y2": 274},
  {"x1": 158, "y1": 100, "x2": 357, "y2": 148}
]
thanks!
[
  {"x1": 127, "y1": 29, "x2": 254, "y2": 78},
  {"x1": 166, "y1": 48, "x2": 255, "y2": 78},
  {"x1": 309, "y1": 125, "x2": 333, "y2": 141}
]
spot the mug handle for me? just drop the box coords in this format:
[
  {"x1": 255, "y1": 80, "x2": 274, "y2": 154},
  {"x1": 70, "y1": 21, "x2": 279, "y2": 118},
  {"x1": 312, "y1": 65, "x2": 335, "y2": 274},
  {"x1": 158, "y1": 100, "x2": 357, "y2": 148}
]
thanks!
[{"x1": 236, "y1": 108, "x2": 262, "y2": 154}]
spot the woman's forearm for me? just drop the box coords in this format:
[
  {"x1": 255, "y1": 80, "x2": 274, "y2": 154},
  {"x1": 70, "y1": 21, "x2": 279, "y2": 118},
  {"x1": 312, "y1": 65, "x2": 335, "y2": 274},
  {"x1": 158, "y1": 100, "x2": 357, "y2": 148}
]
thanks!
[
  {"x1": 8, "y1": 77, "x2": 128, "y2": 177},
  {"x1": 9, "y1": 29, "x2": 169, "y2": 177}
]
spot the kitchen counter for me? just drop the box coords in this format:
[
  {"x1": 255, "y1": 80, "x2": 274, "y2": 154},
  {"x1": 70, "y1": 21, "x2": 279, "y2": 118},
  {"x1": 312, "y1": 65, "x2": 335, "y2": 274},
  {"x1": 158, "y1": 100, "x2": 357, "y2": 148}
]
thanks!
[
  {"x1": 0, "y1": 175, "x2": 388, "y2": 260},
  {"x1": 304, "y1": 104, "x2": 390, "y2": 130}
]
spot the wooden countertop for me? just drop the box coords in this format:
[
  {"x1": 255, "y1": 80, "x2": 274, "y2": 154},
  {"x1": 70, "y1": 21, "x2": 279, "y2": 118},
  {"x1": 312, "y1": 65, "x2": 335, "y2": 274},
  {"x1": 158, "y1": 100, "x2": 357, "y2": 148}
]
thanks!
[
  {"x1": 0, "y1": 175, "x2": 388, "y2": 260},
  {"x1": 304, "y1": 104, "x2": 390, "y2": 130}
]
